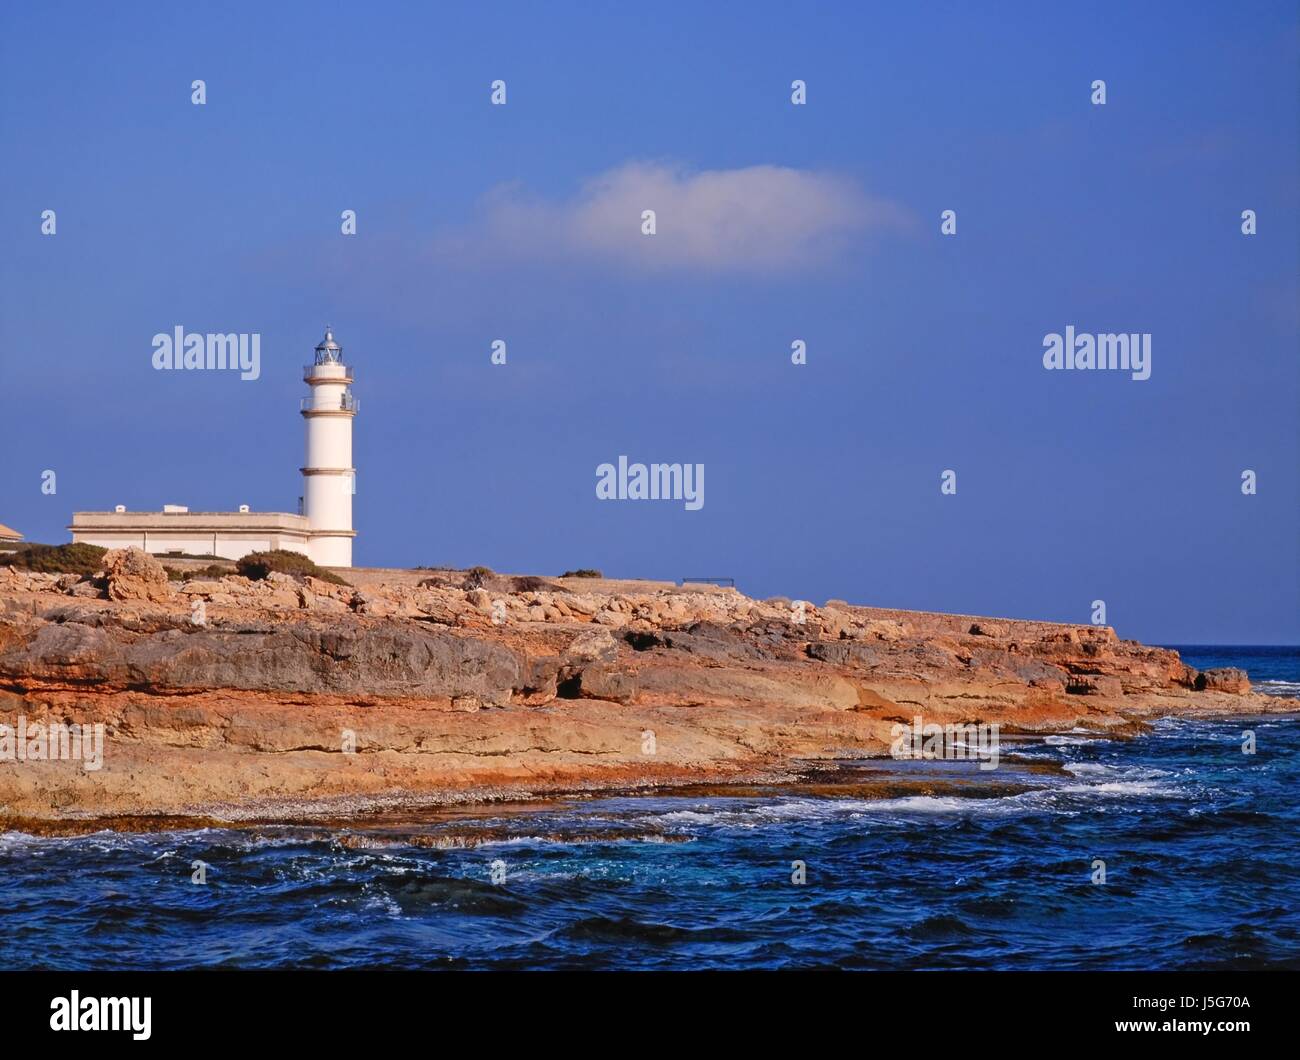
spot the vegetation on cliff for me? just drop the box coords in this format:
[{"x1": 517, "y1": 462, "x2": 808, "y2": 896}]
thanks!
[
  {"x1": 236, "y1": 549, "x2": 349, "y2": 586},
  {"x1": 0, "y1": 542, "x2": 106, "y2": 576}
]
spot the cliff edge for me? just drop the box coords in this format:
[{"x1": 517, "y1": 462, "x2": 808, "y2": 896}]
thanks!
[{"x1": 0, "y1": 551, "x2": 1289, "y2": 827}]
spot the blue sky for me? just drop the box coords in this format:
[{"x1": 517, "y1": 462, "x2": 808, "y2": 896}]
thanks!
[{"x1": 1, "y1": 1, "x2": 1296, "y2": 643}]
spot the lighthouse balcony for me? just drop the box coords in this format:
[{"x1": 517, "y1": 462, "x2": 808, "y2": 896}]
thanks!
[
  {"x1": 300, "y1": 393, "x2": 359, "y2": 414},
  {"x1": 303, "y1": 365, "x2": 354, "y2": 384}
]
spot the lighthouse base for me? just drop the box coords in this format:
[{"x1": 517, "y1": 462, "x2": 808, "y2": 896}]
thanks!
[{"x1": 308, "y1": 534, "x2": 354, "y2": 568}]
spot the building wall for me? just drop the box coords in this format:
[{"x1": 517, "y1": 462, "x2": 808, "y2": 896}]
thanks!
[{"x1": 71, "y1": 530, "x2": 311, "y2": 562}]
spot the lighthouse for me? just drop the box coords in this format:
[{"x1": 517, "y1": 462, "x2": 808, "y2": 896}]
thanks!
[
  {"x1": 300, "y1": 326, "x2": 358, "y2": 567},
  {"x1": 69, "y1": 326, "x2": 360, "y2": 565}
]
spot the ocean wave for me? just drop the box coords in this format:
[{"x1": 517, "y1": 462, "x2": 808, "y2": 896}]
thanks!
[
  {"x1": 0, "y1": 826, "x2": 231, "y2": 855},
  {"x1": 1063, "y1": 763, "x2": 1173, "y2": 780},
  {"x1": 631, "y1": 778, "x2": 1185, "y2": 831},
  {"x1": 359, "y1": 890, "x2": 404, "y2": 919},
  {"x1": 558, "y1": 915, "x2": 753, "y2": 945},
  {"x1": 1255, "y1": 680, "x2": 1300, "y2": 697},
  {"x1": 1055, "y1": 780, "x2": 1181, "y2": 797}
]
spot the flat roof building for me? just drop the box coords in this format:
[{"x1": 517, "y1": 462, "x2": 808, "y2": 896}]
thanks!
[{"x1": 70, "y1": 508, "x2": 313, "y2": 562}]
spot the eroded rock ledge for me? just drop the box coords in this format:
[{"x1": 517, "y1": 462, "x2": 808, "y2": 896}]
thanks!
[{"x1": 0, "y1": 554, "x2": 1289, "y2": 826}]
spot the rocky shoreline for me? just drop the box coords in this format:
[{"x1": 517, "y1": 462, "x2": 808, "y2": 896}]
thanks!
[{"x1": 0, "y1": 549, "x2": 1291, "y2": 830}]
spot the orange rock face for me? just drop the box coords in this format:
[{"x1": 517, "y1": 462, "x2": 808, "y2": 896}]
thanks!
[
  {"x1": 0, "y1": 567, "x2": 1289, "y2": 826},
  {"x1": 102, "y1": 547, "x2": 174, "y2": 604}
]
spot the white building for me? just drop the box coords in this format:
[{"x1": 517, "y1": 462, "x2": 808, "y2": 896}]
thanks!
[{"x1": 70, "y1": 327, "x2": 359, "y2": 567}]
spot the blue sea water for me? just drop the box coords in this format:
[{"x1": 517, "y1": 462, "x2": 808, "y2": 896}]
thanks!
[{"x1": 1, "y1": 648, "x2": 1297, "y2": 970}]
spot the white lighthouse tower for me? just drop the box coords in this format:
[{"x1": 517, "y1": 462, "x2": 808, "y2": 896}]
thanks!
[{"x1": 301, "y1": 326, "x2": 358, "y2": 567}]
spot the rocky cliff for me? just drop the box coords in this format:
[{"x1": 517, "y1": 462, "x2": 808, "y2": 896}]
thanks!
[{"x1": 0, "y1": 550, "x2": 1288, "y2": 828}]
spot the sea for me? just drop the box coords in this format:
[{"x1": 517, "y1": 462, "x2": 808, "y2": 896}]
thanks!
[{"x1": 1, "y1": 646, "x2": 1296, "y2": 970}]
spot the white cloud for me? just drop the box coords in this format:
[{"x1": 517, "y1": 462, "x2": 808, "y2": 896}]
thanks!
[{"x1": 444, "y1": 162, "x2": 905, "y2": 272}]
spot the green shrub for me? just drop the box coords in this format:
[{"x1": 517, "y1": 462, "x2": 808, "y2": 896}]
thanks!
[
  {"x1": 560, "y1": 569, "x2": 603, "y2": 579},
  {"x1": 235, "y1": 550, "x2": 348, "y2": 586},
  {"x1": 166, "y1": 563, "x2": 231, "y2": 582},
  {"x1": 512, "y1": 575, "x2": 557, "y2": 592},
  {"x1": 0, "y1": 543, "x2": 107, "y2": 576}
]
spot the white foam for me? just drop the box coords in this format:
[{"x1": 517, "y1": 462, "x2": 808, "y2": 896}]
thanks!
[
  {"x1": 1255, "y1": 680, "x2": 1300, "y2": 697},
  {"x1": 1064, "y1": 763, "x2": 1172, "y2": 780},
  {"x1": 1056, "y1": 780, "x2": 1179, "y2": 797}
]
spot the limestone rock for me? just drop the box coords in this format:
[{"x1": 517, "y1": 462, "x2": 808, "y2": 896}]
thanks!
[
  {"x1": 0, "y1": 564, "x2": 1288, "y2": 826},
  {"x1": 103, "y1": 547, "x2": 173, "y2": 604},
  {"x1": 0, "y1": 567, "x2": 27, "y2": 592},
  {"x1": 304, "y1": 575, "x2": 351, "y2": 600},
  {"x1": 297, "y1": 587, "x2": 350, "y2": 613},
  {"x1": 180, "y1": 580, "x2": 225, "y2": 595},
  {"x1": 1065, "y1": 675, "x2": 1124, "y2": 697},
  {"x1": 566, "y1": 627, "x2": 619, "y2": 664},
  {"x1": 1196, "y1": 668, "x2": 1251, "y2": 694},
  {"x1": 465, "y1": 588, "x2": 493, "y2": 612}
]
